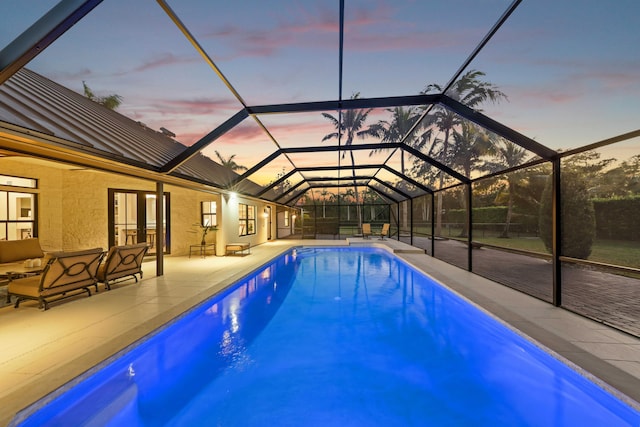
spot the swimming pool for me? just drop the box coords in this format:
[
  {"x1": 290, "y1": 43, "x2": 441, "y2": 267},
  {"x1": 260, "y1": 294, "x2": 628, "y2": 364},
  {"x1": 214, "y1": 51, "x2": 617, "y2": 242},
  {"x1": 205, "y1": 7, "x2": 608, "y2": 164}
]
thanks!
[{"x1": 12, "y1": 247, "x2": 640, "y2": 426}]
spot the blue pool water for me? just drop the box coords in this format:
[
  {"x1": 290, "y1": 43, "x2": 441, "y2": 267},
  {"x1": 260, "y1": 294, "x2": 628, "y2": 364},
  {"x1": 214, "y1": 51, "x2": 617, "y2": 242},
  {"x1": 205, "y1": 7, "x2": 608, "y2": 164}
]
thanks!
[{"x1": 13, "y1": 247, "x2": 640, "y2": 426}]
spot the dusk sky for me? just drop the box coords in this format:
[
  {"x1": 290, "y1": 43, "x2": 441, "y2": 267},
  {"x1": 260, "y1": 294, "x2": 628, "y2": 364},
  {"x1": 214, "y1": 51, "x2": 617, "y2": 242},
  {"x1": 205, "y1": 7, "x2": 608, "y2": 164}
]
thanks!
[{"x1": 1, "y1": 0, "x2": 639, "y2": 185}]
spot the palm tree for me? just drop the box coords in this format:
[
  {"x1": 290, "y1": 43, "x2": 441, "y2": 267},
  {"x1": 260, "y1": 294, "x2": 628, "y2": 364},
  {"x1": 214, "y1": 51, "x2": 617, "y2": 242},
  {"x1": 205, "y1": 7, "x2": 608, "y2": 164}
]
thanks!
[
  {"x1": 371, "y1": 106, "x2": 428, "y2": 229},
  {"x1": 422, "y1": 70, "x2": 506, "y2": 236},
  {"x1": 450, "y1": 122, "x2": 495, "y2": 236},
  {"x1": 82, "y1": 81, "x2": 123, "y2": 110},
  {"x1": 484, "y1": 139, "x2": 529, "y2": 237},
  {"x1": 322, "y1": 93, "x2": 379, "y2": 227},
  {"x1": 371, "y1": 106, "x2": 424, "y2": 174},
  {"x1": 214, "y1": 150, "x2": 247, "y2": 172}
]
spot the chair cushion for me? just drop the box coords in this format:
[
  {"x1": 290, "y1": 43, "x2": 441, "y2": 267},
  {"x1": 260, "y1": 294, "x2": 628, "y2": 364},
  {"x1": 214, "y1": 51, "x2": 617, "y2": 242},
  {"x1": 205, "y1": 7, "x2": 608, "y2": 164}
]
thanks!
[{"x1": 7, "y1": 275, "x2": 41, "y2": 298}]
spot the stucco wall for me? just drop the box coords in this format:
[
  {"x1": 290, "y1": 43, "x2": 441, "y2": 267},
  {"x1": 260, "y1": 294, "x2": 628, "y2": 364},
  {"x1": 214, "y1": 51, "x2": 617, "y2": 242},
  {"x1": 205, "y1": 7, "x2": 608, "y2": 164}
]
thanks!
[
  {"x1": 219, "y1": 193, "x2": 271, "y2": 255},
  {"x1": 0, "y1": 157, "x2": 63, "y2": 251}
]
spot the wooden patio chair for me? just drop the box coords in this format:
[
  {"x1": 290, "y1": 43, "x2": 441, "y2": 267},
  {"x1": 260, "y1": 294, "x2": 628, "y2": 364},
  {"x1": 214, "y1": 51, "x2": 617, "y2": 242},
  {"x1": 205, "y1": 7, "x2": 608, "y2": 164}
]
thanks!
[
  {"x1": 378, "y1": 223, "x2": 390, "y2": 240},
  {"x1": 362, "y1": 223, "x2": 372, "y2": 239}
]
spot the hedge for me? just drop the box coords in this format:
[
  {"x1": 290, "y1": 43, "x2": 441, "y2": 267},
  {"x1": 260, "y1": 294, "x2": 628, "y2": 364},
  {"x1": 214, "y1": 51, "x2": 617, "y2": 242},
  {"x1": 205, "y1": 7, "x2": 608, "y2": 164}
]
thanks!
[
  {"x1": 444, "y1": 206, "x2": 539, "y2": 234},
  {"x1": 539, "y1": 172, "x2": 595, "y2": 259},
  {"x1": 593, "y1": 196, "x2": 640, "y2": 240}
]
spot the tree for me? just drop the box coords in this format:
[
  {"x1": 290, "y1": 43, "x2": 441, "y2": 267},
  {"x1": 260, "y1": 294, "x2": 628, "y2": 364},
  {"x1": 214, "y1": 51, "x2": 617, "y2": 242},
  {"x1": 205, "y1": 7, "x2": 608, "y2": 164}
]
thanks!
[
  {"x1": 270, "y1": 167, "x2": 292, "y2": 197},
  {"x1": 421, "y1": 70, "x2": 506, "y2": 236},
  {"x1": 370, "y1": 106, "x2": 427, "y2": 229},
  {"x1": 370, "y1": 106, "x2": 425, "y2": 174},
  {"x1": 322, "y1": 93, "x2": 380, "y2": 227},
  {"x1": 82, "y1": 81, "x2": 123, "y2": 110},
  {"x1": 214, "y1": 150, "x2": 247, "y2": 172},
  {"x1": 484, "y1": 139, "x2": 530, "y2": 237},
  {"x1": 539, "y1": 170, "x2": 596, "y2": 259},
  {"x1": 449, "y1": 122, "x2": 495, "y2": 236},
  {"x1": 596, "y1": 154, "x2": 640, "y2": 197}
]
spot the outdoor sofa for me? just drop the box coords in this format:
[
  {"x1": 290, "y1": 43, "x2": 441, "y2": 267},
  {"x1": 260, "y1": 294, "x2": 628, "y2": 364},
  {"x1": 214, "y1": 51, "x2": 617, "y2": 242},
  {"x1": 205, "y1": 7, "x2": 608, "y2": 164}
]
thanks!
[{"x1": 0, "y1": 237, "x2": 45, "y2": 265}]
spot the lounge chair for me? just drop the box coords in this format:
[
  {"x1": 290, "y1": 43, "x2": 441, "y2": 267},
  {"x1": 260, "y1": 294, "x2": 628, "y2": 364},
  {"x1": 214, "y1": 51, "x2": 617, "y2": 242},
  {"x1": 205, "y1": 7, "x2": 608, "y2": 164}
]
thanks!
[
  {"x1": 97, "y1": 243, "x2": 148, "y2": 290},
  {"x1": 362, "y1": 223, "x2": 372, "y2": 239},
  {"x1": 378, "y1": 223, "x2": 390, "y2": 240},
  {"x1": 7, "y1": 247, "x2": 104, "y2": 310}
]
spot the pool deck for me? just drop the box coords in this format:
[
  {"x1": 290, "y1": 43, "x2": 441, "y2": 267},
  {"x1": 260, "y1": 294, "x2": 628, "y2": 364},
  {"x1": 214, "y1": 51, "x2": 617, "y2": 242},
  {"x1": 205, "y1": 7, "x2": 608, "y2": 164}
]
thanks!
[{"x1": 1, "y1": 239, "x2": 639, "y2": 425}]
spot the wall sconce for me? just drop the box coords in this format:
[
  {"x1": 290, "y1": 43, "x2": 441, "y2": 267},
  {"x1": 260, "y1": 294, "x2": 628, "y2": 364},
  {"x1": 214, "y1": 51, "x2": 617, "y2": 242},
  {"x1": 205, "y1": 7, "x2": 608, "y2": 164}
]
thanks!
[
  {"x1": 263, "y1": 208, "x2": 269, "y2": 218},
  {"x1": 223, "y1": 191, "x2": 237, "y2": 202}
]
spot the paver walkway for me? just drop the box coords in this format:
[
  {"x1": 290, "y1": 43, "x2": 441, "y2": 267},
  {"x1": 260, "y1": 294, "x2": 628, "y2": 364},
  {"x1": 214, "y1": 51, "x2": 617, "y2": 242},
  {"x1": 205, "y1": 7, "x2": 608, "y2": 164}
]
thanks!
[{"x1": 401, "y1": 236, "x2": 640, "y2": 337}]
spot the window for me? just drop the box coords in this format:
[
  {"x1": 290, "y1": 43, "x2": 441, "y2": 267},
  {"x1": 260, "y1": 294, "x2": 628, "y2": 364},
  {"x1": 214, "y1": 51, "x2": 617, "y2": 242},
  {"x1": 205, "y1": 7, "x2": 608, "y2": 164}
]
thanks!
[
  {"x1": 238, "y1": 203, "x2": 256, "y2": 236},
  {"x1": 201, "y1": 201, "x2": 217, "y2": 227},
  {"x1": 0, "y1": 191, "x2": 37, "y2": 240},
  {"x1": 0, "y1": 174, "x2": 37, "y2": 188},
  {"x1": 284, "y1": 211, "x2": 289, "y2": 226}
]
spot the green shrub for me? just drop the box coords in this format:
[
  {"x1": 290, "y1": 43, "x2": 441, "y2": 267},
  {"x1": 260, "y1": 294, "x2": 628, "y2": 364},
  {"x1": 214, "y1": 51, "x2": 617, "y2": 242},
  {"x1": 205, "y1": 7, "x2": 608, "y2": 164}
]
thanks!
[
  {"x1": 539, "y1": 172, "x2": 595, "y2": 259},
  {"x1": 593, "y1": 196, "x2": 640, "y2": 240},
  {"x1": 446, "y1": 206, "x2": 507, "y2": 224}
]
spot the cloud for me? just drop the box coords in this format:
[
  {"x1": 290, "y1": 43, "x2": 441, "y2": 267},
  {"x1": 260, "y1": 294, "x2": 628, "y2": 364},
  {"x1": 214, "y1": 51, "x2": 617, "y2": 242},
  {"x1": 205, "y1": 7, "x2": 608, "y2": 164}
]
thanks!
[
  {"x1": 199, "y1": 1, "x2": 468, "y2": 60},
  {"x1": 161, "y1": 97, "x2": 241, "y2": 115},
  {"x1": 499, "y1": 59, "x2": 640, "y2": 110},
  {"x1": 129, "y1": 53, "x2": 201, "y2": 74}
]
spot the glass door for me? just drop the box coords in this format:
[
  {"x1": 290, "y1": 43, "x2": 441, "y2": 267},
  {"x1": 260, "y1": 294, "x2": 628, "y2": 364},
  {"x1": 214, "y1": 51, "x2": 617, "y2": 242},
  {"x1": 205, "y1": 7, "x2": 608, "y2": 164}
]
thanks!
[
  {"x1": 109, "y1": 189, "x2": 170, "y2": 255},
  {"x1": 266, "y1": 206, "x2": 272, "y2": 240}
]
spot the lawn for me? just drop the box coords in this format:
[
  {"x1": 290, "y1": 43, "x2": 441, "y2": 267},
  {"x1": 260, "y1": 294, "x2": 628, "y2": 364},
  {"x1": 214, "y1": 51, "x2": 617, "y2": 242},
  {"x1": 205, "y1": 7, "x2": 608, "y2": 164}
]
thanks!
[{"x1": 475, "y1": 236, "x2": 640, "y2": 269}]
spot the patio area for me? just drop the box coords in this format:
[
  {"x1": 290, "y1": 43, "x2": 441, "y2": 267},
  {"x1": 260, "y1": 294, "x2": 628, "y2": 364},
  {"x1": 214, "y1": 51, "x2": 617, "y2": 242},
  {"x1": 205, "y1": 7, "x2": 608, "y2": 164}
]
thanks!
[{"x1": 0, "y1": 239, "x2": 639, "y2": 426}]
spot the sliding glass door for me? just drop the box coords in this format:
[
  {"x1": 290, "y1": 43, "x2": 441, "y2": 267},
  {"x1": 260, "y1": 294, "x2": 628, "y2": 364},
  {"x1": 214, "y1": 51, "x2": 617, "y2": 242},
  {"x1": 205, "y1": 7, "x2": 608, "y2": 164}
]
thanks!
[{"x1": 108, "y1": 189, "x2": 170, "y2": 255}]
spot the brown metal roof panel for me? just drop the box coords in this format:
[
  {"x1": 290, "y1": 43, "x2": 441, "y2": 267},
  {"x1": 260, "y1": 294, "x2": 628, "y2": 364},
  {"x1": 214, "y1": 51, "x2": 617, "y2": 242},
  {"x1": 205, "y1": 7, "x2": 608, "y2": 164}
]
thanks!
[
  {"x1": 0, "y1": 69, "x2": 270, "y2": 197},
  {"x1": 175, "y1": 153, "x2": 237, "y2": 186},
  {"x1": 0, "y1": 92, "x2": 59, "y2": 137},
  {"x1": 1, "y1": 78, "x2": 100, "y2": 148},
  {"x1": 174, "y1": 154, "x2": 266, "y2": 196},
  {"x1": 10, "y1": 69, "x2": 187, "y2": 165},
  {"x1": 15, "y1": 70, "x2": 163, "y2": 162}
]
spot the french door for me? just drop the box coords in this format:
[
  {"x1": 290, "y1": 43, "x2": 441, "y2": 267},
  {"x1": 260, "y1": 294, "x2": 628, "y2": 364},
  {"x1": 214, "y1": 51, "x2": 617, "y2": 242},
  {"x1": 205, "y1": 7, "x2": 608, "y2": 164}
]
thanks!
[{"x1": 108, "y1": 189, "x2": 170, "y2": 255}]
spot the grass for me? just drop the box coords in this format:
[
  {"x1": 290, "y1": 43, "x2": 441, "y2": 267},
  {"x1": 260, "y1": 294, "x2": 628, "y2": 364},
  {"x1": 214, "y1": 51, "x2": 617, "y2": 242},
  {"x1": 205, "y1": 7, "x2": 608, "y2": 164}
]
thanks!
[
  {"x1": 475, "y1": 236, "x2": 640, "y2": 269},
  {"x1": 411, "y1": 226, "x2": 640, "y2": 268},
  {"x1": 590, "y1": 240, "x2": 640, "y2": 268},
  {"x1": 475, "y1": 236, "x2": 548, "y2": 254},
  {"x1": 333, "y1": 224, "x2": 640, "y2": 268}
]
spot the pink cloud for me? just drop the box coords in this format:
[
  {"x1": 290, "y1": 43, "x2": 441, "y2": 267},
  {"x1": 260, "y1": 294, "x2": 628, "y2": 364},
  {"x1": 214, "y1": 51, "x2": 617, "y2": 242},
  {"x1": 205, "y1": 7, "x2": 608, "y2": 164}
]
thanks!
[
  {"x1": 161, "y1": 97, "x2": 240, "y2": 115},
  {"x1": 199, "y1": 2, "x2": 466, "y2": 59},
  {"x1": 221, "y1": 122, "x2": 267, "y2": 144}
]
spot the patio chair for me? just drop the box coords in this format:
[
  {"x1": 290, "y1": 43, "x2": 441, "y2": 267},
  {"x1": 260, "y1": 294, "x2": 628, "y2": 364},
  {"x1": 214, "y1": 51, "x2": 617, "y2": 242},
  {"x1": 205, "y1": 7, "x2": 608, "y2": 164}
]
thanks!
[
  {"x1": 378, "y1": 223, "x2": 390, "y2": 240},
  {"x1": 362, "y1": 223, "x2": 372, "y2": 239},
  {"x1": 97, "y1": 243, "x2": 149, "y2": 290},
  {"x1": 7, "y1": 247, "x2": 104, "y2": 310}
]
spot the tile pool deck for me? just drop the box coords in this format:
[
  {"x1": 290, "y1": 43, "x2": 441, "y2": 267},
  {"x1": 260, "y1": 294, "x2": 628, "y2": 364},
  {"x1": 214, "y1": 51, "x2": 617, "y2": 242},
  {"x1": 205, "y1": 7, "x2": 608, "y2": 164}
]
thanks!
[{"x1": 0, "y1": 239, "x2": 639, "y2": 426}]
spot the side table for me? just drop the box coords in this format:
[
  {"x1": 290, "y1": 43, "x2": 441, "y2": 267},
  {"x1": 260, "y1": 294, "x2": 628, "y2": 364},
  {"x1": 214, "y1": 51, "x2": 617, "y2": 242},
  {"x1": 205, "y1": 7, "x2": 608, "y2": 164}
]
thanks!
[{"x1": 189, "y1": 243, "x2": 216, "y2": 258}]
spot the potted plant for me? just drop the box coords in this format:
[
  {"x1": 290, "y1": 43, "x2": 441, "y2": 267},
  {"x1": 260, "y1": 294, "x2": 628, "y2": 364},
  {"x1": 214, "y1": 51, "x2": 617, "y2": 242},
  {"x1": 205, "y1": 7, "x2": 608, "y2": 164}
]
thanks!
[{"x1": 194, "y1": 221, "x2": 217, "y2": 245}]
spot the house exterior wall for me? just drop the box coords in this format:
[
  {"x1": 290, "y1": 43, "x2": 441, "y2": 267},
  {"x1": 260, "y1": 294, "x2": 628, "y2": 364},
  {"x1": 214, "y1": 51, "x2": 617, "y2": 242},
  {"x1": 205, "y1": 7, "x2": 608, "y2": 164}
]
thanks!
[
  {"x1": 219, "y1": 193, "x2": 272, "y2": 255},
  {"x1": 0, "y1": 157, "x2": 273, "y2": 257}
]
